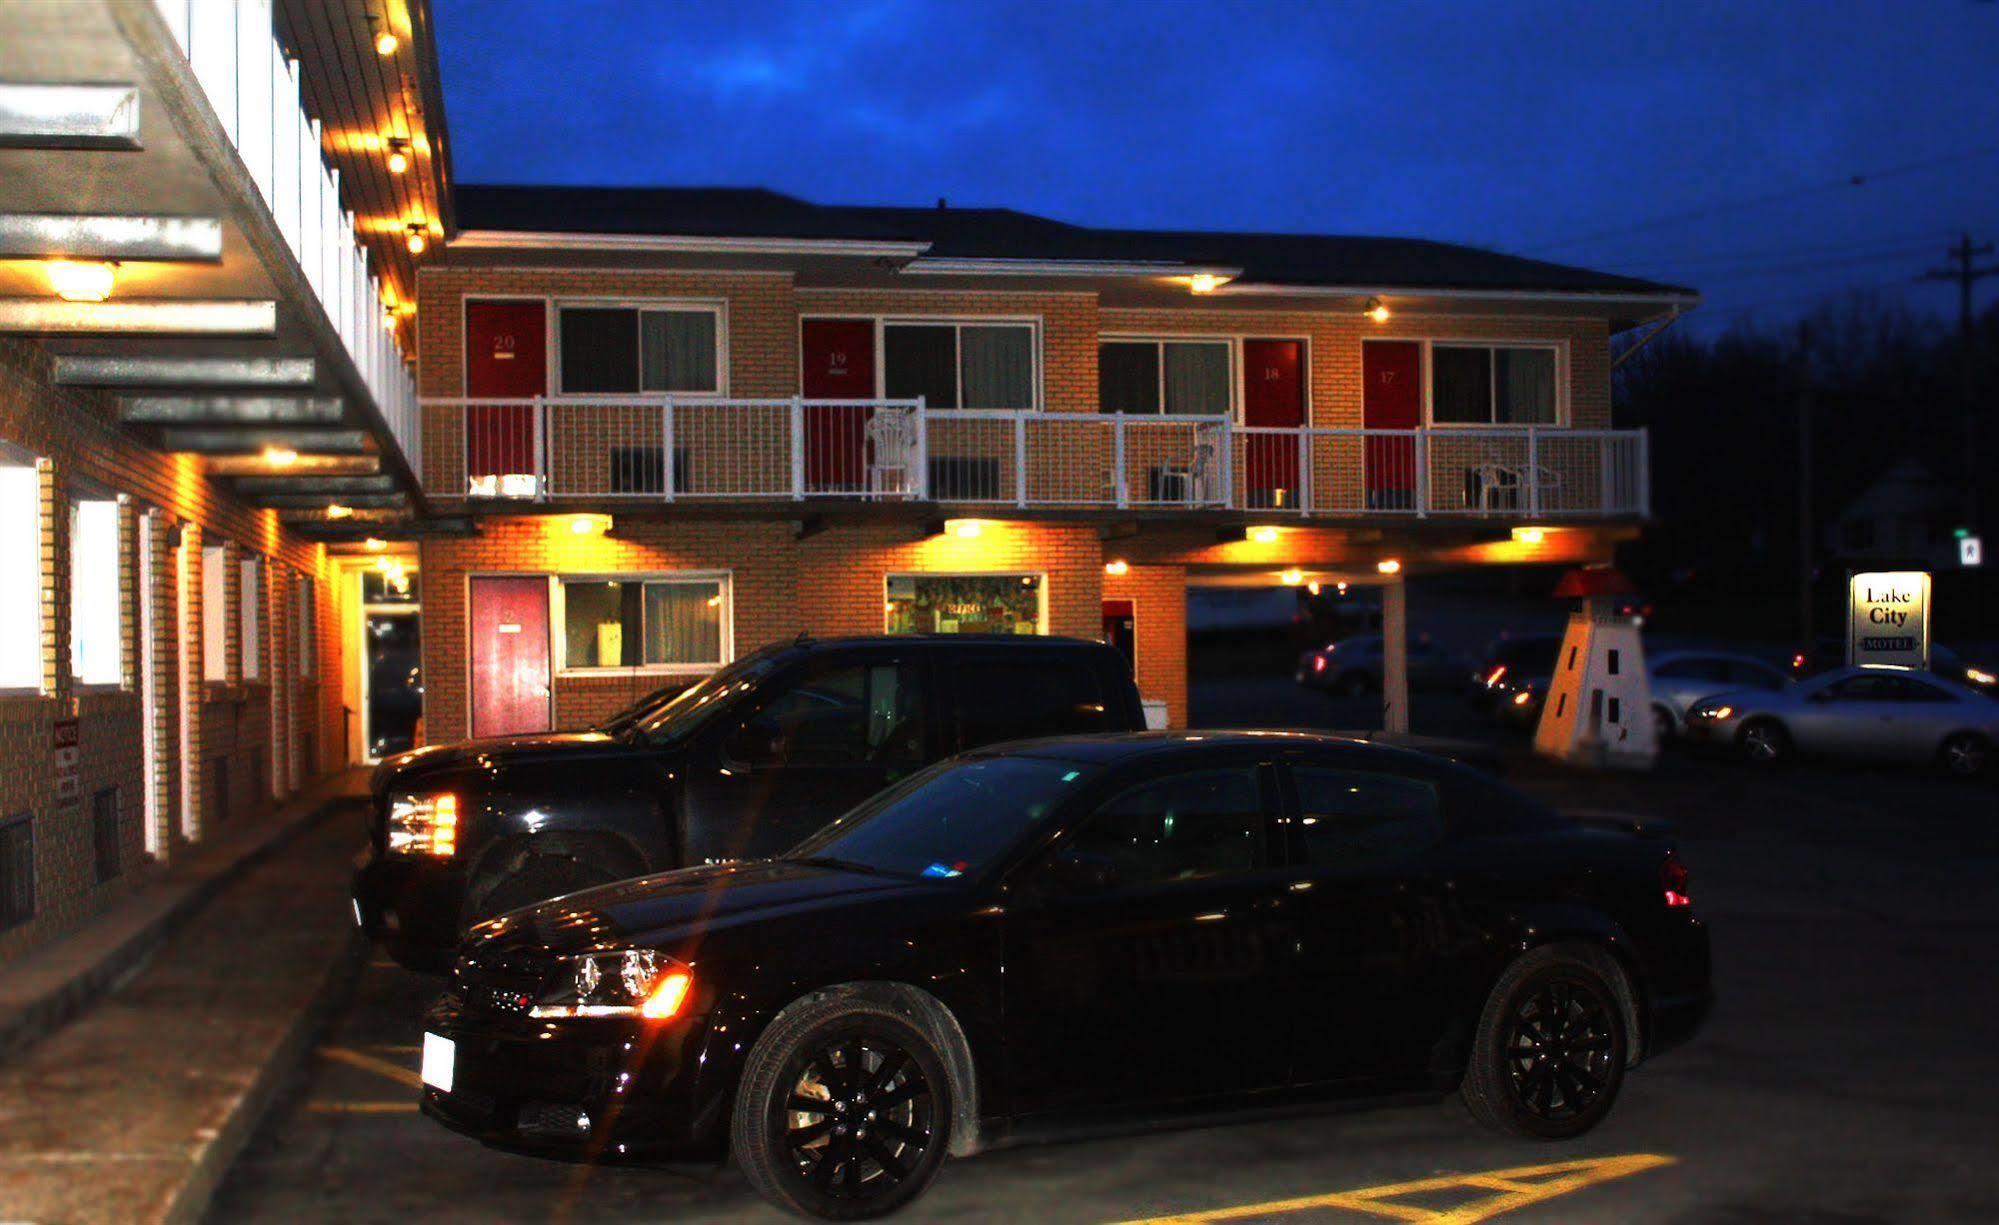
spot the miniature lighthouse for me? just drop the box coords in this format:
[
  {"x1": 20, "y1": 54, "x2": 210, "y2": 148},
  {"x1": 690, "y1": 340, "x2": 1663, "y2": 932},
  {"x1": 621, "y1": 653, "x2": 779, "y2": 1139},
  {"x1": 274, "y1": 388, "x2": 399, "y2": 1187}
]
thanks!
[{"x1": 1533, "y1": 566, "x2": 1658, "y2": 771}]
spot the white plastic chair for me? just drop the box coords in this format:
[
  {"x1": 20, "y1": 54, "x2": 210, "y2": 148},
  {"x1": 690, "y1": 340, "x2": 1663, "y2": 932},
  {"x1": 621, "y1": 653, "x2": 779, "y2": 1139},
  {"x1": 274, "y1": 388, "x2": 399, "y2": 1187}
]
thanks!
[{"x1": 866, "y1": 409, "x2": 918, "y2": 498}]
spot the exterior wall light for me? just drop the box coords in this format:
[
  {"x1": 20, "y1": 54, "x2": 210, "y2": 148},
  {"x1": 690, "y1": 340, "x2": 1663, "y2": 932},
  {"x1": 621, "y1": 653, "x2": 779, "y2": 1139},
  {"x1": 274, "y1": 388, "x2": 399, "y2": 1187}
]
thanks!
[
  {"x1": 1248, "y1": 525, "x2": 1279, "y2": 544},
  {"x1": 385, "y1": 138, "x2": 410, "y2": 174},
  {"x1": 1279, "y1": 568, "x2": 1305, "y2": 586},
  {"x1": 326, "y1": 504, "x2": 354, "y2": 519},
  {"x1": 46, "y1": 260, "x2": 117, "y2": 302},
  {"x1": 1104, "y1": 559, "x2": 1129, "y2": 576},
  {"x1": 261, "y1": 447, "x2": 299, "y2": 466},
  {"x1": 405, "y1": 224, "x2": 428, "y2": 255},
  {"x1": 569, "y1": 513, "x2": 612, "y2": 536},
  {"x1": 375, "y1": 30, "x2": 399, "y2": 56},
  {"x1": 945, "y1": 518, "x2": 984, "y2": 539},
  {"x1": 1188, "y1": 273, "x2": 1222, "y2": 294},
  {"x1": 364, "y1": 537, "x2": 388, "y2": 551},
  {"x1": 1512, "y1": 526, "x2": 1547, "y2": 544},
  {"x1": 1376, "y1": 558, "x2": 1403, "y2": 575},
  {"x1": 1364, "y1": 296, "x2": 1390, "y2": 323}
]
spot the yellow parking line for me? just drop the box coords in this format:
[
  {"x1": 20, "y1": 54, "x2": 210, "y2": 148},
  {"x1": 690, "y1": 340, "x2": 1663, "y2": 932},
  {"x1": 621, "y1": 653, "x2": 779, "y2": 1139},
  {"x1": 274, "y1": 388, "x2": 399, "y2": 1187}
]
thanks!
[
  {"x1": 308, "y1": 1101, "x2": 420, "y2": 1114},
  {"x1": 320, "y1": 1044, "x2": 423, "y2": 1089},
  {"x1": 1115, "y1": 1153, "x2": 1677, "y2": 1224}
]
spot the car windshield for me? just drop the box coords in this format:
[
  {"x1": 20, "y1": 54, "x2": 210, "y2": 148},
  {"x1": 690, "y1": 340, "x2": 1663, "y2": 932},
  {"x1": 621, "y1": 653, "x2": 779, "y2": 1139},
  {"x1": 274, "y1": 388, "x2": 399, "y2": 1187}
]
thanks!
[
  {"x1": 623, "y1": 653, "x2": 781, "y2": 746},
  {"x1": 786, "y1": 755, "x2": 1096, "y2": 879},
  {"x1": 595, "y1": 684, "x2": 688, "y2": 735}
]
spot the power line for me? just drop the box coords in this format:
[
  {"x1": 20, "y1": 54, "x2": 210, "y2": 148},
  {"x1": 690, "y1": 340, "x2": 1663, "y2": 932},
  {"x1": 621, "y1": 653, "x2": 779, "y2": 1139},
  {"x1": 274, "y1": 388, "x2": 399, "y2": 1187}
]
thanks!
[
  {"x1": 1645, "y1": 245, "x2": 1946, "y2": 286},
  {"x1": 1515, "y1": 145, "x2": 1999, "y2": 256},
  {"x1": 1589, "y1": 232, "x2": 1958, "y2": 272}
]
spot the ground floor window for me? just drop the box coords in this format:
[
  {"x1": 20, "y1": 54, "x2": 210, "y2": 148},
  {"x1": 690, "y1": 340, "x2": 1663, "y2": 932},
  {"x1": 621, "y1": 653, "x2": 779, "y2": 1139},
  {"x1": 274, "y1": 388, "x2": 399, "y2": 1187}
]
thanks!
[
  {"x1": 558, "y1": 573, "x2": 729, "y2": 671},
  {"x1": 885, "y1": 573, "x2": 1044, "y2": 636}
]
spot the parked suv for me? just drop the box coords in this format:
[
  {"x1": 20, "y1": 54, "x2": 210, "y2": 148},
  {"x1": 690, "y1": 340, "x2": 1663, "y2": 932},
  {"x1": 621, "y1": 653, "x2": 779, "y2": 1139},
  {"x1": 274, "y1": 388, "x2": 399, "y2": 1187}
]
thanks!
[{"x1": 354, "y1": 635, "x2": 1145, "y2": 969}]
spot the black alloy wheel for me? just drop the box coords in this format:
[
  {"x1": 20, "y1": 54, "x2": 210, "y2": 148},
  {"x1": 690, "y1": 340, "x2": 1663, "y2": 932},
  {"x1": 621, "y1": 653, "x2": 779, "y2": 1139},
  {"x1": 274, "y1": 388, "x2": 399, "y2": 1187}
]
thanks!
[
  {"x1": 1502, "y1": 978, "x2": 1617, "y2": 1123},
  {"x1": 1460, "y1": 948, "x2": 1627, "y2": 1139},
  {"x1": 734, "y1": 995, "x2": 953, "y2": 1219},
  {"x1": 1738, "y1": 718, "x2": 1792, "y2": 765},
  {"x1": 1940, "y1": 732, "x2": 1991, "y2": 777}
]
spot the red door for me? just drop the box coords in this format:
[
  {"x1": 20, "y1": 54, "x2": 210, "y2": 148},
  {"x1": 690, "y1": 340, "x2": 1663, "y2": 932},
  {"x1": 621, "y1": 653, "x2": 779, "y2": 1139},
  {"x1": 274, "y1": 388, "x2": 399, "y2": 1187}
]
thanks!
[
  {"x1": 465, "y1": 301, "x2": 545, "y2": 494},
  {"x1": 469, "y1": 576, "x2": 550, "y2": 738},
  {"x1": 801, "y1": 319, "x2": 877, "y2": 492},
  {"x1": 1362, "y1": 340, "x2": 1422, "y2": 509},
  {"x1": 1241, "y1": 340, "x2": 1304, "y2": 507}
]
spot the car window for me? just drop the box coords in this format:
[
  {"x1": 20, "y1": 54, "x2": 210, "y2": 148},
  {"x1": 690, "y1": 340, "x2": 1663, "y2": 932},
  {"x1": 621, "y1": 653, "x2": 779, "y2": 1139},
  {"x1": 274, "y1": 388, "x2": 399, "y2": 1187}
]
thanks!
[
  {"x1": 1293, "y1": 767, "x2": 1443, "y2": 867},
  {"x1": 954, "y1": 655, "x2": 1112, "y2": 750},
  {"x1": 1894, "y1": 676, "x2": 1955, "y2": 703},
  {"x1": 1066, "y1": 767, "x2": 1266, "y2": 887},
  {"x1": 789, "y1": 756, "x2": 1092, "y2": 878},
  {"x1": 1656, "y1": 658, "x2": 1730, "y2": 683},
  {"x1": 1726, "y1": 660, "x2": 1786, "y2": 689},
  {"x1": 729, "y1": 659, "x2": 925, "y2": 767},
  {"x1": 1827, "y1": 673, "x2": 1897, "y2": 701}
]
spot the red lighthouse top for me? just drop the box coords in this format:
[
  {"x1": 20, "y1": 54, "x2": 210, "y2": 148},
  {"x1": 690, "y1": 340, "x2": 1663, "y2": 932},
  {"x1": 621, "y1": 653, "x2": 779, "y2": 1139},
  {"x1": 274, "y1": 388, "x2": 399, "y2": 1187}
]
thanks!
[{"x1": 1551, "y1": 566, "x2": 1637, "y2": 599}]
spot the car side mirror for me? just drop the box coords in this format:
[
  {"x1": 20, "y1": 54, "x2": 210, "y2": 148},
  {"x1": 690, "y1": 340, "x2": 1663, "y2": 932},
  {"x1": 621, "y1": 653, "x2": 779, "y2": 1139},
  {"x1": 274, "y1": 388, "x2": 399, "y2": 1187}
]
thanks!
[{"x1": 1043, "y1": 848, "x2": 1119, "y2": 894}]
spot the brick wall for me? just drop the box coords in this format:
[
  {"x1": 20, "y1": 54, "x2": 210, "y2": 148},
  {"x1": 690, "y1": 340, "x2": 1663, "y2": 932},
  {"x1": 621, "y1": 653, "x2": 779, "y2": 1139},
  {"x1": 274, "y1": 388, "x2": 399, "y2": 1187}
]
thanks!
[{"x1": 0, "y1": 335, "x2": 348, "y2": 967}]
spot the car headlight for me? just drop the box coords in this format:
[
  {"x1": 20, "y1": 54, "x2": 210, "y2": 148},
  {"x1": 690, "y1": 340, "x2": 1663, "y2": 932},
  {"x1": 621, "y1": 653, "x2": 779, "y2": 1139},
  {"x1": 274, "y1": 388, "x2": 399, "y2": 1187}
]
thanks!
[
  {"x1": 1965, "y1": 667, "x2": 1996, "y2": 688},
  {"x1": 1693, "y1": 704, "x2": 1733, "y2": 721},
  {"x1": 386, "y1": 791, "x2": 458, "y2": 857},
  {"x1": 529, "y1": 949, "x2": 695, "y2": 1020}
]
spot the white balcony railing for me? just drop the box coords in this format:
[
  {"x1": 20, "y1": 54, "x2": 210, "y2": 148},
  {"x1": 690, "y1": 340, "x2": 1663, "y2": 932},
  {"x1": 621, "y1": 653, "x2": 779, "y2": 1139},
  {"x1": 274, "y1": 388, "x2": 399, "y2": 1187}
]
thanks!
[
  {"x1": 423, "y1": 398, "x2": 1649, "y2": 519},
  {"x1": 151, "y1": 0, "x2": 421, "y2": 476}
]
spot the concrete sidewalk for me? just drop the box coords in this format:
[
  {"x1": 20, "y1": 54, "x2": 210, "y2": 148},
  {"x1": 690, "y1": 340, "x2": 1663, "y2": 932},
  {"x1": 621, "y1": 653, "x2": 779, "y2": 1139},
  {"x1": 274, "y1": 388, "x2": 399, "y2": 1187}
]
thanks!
[{"x1": 0, "y1": 773, "x2": 372, "y2": 1224}]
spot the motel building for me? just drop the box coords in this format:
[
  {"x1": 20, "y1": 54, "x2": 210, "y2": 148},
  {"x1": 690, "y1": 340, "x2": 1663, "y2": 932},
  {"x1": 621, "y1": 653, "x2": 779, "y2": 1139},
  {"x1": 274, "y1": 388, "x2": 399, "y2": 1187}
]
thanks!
[{"x1": 0, "y1": 0, "x2": 1693, "y2": 967}]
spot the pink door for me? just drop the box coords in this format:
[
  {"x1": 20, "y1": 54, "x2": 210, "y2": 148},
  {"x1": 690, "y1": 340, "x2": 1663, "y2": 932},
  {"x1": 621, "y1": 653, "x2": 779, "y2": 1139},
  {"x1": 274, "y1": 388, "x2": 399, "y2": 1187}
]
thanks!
[
  {"x1": 1242, "y1": 340, "x2": 1305, "y2": 507},
  {"x1": 801, "y1": 319, "x2": 877, "y2": 492},
  {"x1": 465, "y1": 301, "x2": 545, "y2": 492},
  {"x1": 1362, "y1": 340, "x2": 1422, "y2": 509},
  {"x1": 469, "y1": 577, "x2": 550, "y2": 737}
]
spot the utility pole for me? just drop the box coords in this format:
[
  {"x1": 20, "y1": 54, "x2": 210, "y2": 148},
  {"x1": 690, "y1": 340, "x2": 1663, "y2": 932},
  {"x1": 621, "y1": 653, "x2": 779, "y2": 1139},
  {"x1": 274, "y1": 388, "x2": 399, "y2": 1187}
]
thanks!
[
  {"x1": 1922, "y1": 233, "x2": 1998, "y2": 528},
  {"x1": 1796, "y1": 320, "x2": 1814, "y2": 649}
]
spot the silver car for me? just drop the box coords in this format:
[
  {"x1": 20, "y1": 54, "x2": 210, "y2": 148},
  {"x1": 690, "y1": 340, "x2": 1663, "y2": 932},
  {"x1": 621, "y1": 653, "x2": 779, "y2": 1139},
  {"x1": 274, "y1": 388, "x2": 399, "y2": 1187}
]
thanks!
[
  {"x1": 1684, "y1": 666, "x2": 1999, "y2": 775},
  {"x1": 1649, "y1": 650, "x2": 1790, "y2": 739}
]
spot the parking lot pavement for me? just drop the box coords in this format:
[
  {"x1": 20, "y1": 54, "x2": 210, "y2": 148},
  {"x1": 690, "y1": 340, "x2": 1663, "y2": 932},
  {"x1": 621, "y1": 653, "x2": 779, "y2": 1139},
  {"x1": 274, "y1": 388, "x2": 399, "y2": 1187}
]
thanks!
[{"x1": 211, "y1": 685, "x2": 1999, "y2": 1223}]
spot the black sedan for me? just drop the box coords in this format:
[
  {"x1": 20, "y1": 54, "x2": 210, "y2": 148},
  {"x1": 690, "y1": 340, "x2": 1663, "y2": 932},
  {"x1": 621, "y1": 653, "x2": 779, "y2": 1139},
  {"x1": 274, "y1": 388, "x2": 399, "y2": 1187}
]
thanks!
[{"x1": 420, "y1": 732, "x2": 1710, "y2": 1219}]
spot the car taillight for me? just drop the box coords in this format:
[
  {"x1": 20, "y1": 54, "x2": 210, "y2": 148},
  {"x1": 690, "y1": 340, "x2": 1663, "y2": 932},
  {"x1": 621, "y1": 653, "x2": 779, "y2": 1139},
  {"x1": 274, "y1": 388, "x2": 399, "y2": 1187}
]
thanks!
[
  {"x1": 1313, "y1": 656, "x2": 1327, "y2": 672},
  {"x1": 1484, "y1": 664, "x2": 1507, "y2": 687},
  {"x1": 1661, "y1": 852, "x2": 1692, "y2": 909}
]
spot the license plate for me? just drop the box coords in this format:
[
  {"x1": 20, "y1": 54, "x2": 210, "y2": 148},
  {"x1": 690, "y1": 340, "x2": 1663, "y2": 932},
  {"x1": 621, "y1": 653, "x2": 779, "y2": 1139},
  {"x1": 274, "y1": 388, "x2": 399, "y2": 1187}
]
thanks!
[{"x1": 421, "y1": 1032, "x2": 455, "y2": 1093}]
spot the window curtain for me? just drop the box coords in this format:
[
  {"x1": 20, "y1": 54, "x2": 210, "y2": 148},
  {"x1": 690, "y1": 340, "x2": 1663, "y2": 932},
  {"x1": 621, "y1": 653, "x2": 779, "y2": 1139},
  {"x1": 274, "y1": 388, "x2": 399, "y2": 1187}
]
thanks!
[
  {"x1": 645, "y1": 582, "x2": 723, "y2": 664},
  {"x1": 1496, "y1": 348, "x2": 1557, "y2": 424},
  {"x1": 960, "y1": 326, "x2": 1034, "y2": 409},
  {"x1": 1099, "y1": 343, "x2": 1161, "y2": 413},
  {"x1": 641, "y1": 310, "x2": 718, "y2": 392},
  {"x1": 1163, "y1": 342, "x2": 1230, "y2": 415}
]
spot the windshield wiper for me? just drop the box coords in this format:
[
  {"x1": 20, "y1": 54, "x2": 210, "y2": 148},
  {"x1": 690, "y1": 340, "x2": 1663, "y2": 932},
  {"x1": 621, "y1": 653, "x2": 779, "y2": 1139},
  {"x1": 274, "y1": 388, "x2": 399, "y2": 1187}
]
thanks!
[{"x1": 788, "y1": 855, "x2": 904, "y2": 877}]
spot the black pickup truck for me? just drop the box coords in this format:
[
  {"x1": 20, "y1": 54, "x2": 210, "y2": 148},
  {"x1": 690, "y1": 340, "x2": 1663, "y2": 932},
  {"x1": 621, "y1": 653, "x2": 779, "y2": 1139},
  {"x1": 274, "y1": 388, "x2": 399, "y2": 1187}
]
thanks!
[{"x1": 353, "y1": 634, "x2": 1147, "y2": 968}]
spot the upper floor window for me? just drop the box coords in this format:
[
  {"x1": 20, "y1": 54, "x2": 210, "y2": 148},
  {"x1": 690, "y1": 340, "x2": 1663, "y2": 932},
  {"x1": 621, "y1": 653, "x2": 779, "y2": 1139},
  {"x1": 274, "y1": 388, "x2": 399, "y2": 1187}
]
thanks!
[
  {"x1": 294, "y1": 573, "x2": 316, "y2": 678},
  {"x1": 69, "y1": 496, "x2": 122, "y2": 687},
  {"x1": 556, "y1": 303, "x2": 721, "y2": 395},
  {"x1": 1432, "y1": 343, "x2": 1559, "y2": 426},
  {"x1": 883, "y1": 321, "x2": 1036, "y2": 410},
  {"x1": 201, "y1": 545, "x2": 228, "y2": 683},
  {"x1": 0, "y1": 459, "x2": 42, "y2": 692},
  {"x1": 1099, "y1": 340, "x2": 1231, "y2": 416}
]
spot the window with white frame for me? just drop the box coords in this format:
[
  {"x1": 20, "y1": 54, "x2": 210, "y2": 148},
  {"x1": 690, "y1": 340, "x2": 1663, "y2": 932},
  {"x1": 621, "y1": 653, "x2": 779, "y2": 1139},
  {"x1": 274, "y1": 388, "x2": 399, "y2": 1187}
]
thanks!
[
  {"x1": 239, "y1": 553, "x2": 263, "y2": 681},
  {"x1": 294, "y1": 573, "x2": 316, "y2": 677},
  {"x1": 556, "y1": 303, "x2": 721, "y2": 394},
  {"x1": 558, "y1": 574, "x2": 729, "y2": 671},
  {"x1": 1431, "y1": 343, "x2": 1560, "y2": 425},
  {"x1": 1099, "y1": 340, "x2": 1231, "y2": 415},
  {"x1": 0, "y1": 461, "x2": 42, "y2": 691},
  {"x1": 201, "y1": 545, "x2": 228, "y2": 682},
  {"x1": 883, "y1": 321, "x2": 1036, "y2": 409},
  {"x1": 69, "y1": 496, "x2": 121, "y2": 687}
]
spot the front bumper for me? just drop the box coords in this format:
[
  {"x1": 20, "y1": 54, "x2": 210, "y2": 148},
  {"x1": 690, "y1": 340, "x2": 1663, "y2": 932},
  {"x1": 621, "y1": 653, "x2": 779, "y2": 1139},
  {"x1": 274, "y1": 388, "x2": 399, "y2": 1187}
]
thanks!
[
  {"x1": 352, "y1": 856, "x2": 468, "y2": 972},
  {"x1": 419, "y1": 993, "x2": 726, "y2": 1160}
]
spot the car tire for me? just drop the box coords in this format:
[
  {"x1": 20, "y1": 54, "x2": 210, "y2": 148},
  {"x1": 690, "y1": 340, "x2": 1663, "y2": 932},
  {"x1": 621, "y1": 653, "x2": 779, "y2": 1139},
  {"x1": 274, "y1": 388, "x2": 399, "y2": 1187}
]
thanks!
[
  {"x1": 1460, "y1": 946, "x2": 1629, "y2": 1140},
  {"x1": 1738, "y1": 718, "x2": 1792, "y2": 766},
  {"x1": 1337, "y1": 671, "x2": 1376, "y2": 697},
  {"x1": 1652, "y1": 705, "x2": 1676, "y2": 742},
  {"x1": 460, "y1": 846, "x2": 628, "y2": 928},
  {"x1": 1940, "y1": 732, "x2": 1992, "y2": 777},
  {"x1": 732, "y1": 992, "x2": 953, "y2": 1220}
]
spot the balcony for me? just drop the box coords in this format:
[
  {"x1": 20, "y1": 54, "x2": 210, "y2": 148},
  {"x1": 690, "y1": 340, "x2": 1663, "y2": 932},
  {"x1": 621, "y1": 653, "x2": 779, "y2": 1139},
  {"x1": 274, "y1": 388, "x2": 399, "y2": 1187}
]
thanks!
[{"x1": 422, "y1": 398, "x2": 1649, "y2": 520}]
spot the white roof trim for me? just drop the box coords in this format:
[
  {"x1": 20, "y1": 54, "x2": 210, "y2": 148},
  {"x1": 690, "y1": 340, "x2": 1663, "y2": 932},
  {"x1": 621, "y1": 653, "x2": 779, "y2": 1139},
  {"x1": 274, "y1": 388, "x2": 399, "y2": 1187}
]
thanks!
[
  {"x1": 451, "y1": 229, "x2": 933, "y2": 259},
  {"x1": 1211, "y1": 281, "x2": 1701, "y2": 307},
  {"x1": 900, "y1": 256, "x2": 1245, "y2": 280}
]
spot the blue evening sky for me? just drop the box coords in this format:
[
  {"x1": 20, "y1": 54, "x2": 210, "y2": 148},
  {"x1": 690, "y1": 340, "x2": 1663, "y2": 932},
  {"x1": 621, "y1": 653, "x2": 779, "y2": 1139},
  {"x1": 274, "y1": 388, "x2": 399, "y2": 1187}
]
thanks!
[{"x1": 434, "y1": 0, "x2": 1999, "y2": 332}]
